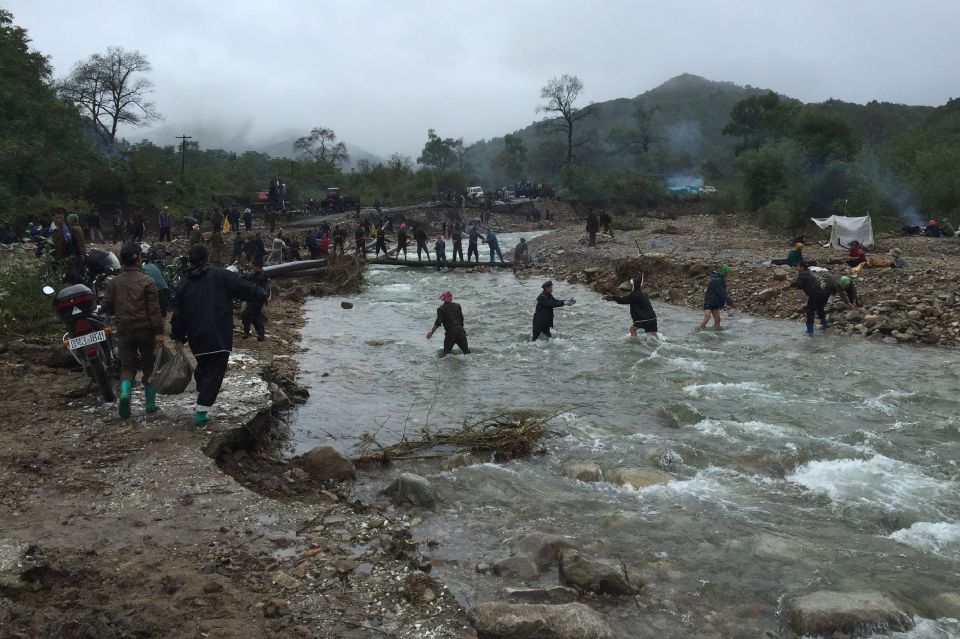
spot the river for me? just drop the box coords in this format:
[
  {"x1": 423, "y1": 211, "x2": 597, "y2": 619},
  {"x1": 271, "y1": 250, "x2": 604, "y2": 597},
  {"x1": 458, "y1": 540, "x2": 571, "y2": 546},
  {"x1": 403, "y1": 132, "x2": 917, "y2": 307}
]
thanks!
[{"x1": 292, "y1": 232, "x2": 960, "y2": 638}]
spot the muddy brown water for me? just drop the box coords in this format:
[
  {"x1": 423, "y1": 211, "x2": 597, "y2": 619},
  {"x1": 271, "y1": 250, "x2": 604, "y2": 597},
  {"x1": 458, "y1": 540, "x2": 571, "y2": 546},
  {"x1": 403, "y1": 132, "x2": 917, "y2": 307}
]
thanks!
[{"x1": 292, "y1": 232, "x2": 960, "y2": 638}]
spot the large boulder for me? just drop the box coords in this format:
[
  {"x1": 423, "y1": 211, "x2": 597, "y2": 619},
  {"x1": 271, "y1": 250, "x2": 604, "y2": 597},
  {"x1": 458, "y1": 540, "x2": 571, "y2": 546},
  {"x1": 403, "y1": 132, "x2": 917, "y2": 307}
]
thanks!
[
  {"x1": 558, "y1": 549, "x2": 638, "y2": 596},
  {"x1": 508, "y1": 533, "x2": 579, "y2": 570},
  {"x1": 468, "y1": 602, "x2": 615, "y2": 639},
  {"x1": 301, "y1": 445, "x2": 355, "y2": 481},
  {"x1": 506, "y1": 586, "x2": 578, "y2": 604},
  {"x1": 560, "y1": 460, "x2": 601, "y2": 483},
  {"x1": 493, "y1": 555, "x2": 540, "y2": 580},
  {"x1": 606, "y1": 467, "x2": 673, "y2": 490},
  {"x1": 0, "y1": 540, "x2": 28, "y2": 588},
  {"x1": 381, "y1": 473, "x2": 435, "y2": 508},
  {"x1": 786, "y1": 591, "x2": 913, "y2": 636}
]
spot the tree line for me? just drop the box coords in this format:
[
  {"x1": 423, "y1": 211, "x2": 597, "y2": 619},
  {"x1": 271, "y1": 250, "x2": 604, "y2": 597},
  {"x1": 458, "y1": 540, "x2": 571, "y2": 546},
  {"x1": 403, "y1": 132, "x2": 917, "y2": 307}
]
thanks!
[{"x1": 2, "y1": 7, "x2": 957, "y2": 231}]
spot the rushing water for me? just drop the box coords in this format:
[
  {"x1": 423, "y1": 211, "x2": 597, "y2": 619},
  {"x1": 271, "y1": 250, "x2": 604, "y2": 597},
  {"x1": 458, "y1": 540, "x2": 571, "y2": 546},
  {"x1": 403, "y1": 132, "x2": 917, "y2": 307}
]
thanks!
[{"x1": 293, "y1": 232, "x2": 960, "y2": 638}]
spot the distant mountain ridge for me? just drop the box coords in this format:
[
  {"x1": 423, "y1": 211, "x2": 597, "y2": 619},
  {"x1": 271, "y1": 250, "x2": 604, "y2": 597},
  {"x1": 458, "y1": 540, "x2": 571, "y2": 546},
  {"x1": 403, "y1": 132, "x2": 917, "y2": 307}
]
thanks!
[{"x1": 463, "y1": 73, "x2": 935, "y2": 186}]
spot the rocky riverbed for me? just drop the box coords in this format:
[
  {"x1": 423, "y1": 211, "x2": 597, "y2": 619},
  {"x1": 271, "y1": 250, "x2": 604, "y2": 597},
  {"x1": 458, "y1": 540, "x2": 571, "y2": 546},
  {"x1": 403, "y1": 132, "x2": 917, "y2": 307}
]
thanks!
[{"x1": 525, "y1": 212, "x2": 960, "y2": 347}]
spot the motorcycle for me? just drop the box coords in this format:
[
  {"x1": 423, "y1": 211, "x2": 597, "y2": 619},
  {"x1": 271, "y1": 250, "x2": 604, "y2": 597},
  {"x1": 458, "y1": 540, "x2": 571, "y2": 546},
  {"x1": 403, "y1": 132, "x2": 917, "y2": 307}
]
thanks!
[{"x1": 44, "y1": 282, "x2": 120, "y2": 402}]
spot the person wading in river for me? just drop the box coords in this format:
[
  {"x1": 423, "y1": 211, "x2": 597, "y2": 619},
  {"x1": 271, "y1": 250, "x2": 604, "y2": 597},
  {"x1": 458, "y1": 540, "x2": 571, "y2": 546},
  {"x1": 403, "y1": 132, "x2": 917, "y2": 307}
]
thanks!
[
  {"x1": 699, "y1": 264, "x2": 734, "y2": 331},
  {"x1": 532, "y1": 280, "x2": 576, "y2": 341},
  {"x1": 604, "y1": 275, "x2": 658, "y2": 338},
  {"x1": 790, "y1": 261, "x2": 828, "y2": 334},
  {"x1": 426, "y1": 290, "x2": 470, "y2": 355}
]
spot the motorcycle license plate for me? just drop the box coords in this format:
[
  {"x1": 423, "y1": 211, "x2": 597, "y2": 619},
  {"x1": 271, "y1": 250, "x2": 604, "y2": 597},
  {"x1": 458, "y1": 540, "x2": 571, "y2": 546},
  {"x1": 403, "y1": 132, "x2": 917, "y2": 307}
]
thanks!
[{"x1": 68, "y1": 330, "x2": 107, "y2": 350}]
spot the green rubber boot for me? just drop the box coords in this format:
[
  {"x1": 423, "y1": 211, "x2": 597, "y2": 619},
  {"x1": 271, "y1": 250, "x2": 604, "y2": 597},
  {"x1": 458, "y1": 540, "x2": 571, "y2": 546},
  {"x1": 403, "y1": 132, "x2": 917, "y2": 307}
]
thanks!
[
  {"x1": 144, "y1": 384, "x2": 158, "y2": 414},
  {"x1": 118, "y1": 380, "x2": 132, "y2": 419},
  {"x1": 194, "y1": 411, "x2": 209, "y2": 426}
]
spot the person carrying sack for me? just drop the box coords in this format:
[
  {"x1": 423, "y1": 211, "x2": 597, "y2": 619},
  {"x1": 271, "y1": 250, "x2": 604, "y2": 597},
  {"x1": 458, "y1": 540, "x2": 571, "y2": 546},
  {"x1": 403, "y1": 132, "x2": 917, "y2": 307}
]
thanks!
[
  {"x1": 170, "y1": 244, "x2": 268, "y2": 426},
  {"x1": 102, "y1": 243, "x2": 165, "y2": 418}
]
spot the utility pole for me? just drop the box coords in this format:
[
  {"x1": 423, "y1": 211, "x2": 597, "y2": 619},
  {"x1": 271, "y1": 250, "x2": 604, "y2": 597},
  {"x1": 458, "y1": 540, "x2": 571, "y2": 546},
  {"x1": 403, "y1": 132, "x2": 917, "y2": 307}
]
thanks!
[{"x1": 176, "y1": 134, "x2": 193, "y2": 176}]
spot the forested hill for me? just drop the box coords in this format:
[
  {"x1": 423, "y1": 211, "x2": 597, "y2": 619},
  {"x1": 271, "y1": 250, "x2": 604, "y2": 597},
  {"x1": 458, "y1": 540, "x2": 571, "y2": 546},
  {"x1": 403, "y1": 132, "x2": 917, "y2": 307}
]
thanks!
[{"x1": 464, "y1": 73, "x2": 934, "y2": 187}]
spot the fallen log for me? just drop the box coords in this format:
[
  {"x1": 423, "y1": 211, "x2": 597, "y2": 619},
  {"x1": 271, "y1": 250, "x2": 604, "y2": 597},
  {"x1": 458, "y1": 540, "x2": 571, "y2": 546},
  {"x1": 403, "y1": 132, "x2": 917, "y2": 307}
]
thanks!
[
  {"x1": 263, "y1": 259, "x2": 327, "y2": 276},
  {"x1": 367, "y1": 257, "x2": 514, "y2": 268}
]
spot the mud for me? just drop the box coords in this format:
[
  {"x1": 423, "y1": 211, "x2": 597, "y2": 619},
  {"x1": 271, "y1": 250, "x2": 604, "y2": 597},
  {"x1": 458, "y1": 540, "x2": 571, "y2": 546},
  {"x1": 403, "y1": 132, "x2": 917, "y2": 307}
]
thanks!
[{"x1": 0, "y1": 288, "x2": 472, "y2": 638}]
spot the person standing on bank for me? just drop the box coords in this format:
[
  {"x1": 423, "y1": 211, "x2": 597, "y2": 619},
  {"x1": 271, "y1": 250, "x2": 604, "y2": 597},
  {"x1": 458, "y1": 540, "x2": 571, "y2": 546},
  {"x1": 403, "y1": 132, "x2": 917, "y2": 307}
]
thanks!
[
  {"x1": 426, "y1": 290, "x2": 470, "y2": 355},
  {"x1": 604, "y1": 275, "x2": 658, "y2": 338},
  {"x1": 699, "y1": 264, "x2": 734, "y2": 331},
  {"x1": 102, "y1": 243, "x2": 165, "y2": 419},
  {"x1": 532, "y1": 280, "x2": 576, "y2": 341},
  {"x1": 171, "y1": 244, "x2": 268, "y2": 426},
  {"x1": 586, "y1": 208, "x2": 600, "y2": 247}
]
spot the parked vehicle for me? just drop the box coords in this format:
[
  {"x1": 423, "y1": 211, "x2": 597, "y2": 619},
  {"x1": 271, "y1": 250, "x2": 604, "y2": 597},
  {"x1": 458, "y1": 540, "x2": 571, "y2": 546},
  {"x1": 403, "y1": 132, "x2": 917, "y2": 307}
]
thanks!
[
  {"x1": 466, "y1": 186, "x2": 484, "y2": 200},
  {"x1": 45, "y1": 283, "x2": 120, "y2": 402}
]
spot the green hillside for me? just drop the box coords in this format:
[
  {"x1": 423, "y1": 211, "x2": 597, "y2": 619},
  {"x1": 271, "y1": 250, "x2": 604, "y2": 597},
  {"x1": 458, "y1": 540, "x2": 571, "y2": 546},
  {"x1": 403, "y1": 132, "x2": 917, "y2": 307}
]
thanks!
[
  {"x1": 463, "y1": 74, "x2": 937, "y2": 192},
  {"x1": 464, "y1": 74, "x2": 771, "y2": 186}
]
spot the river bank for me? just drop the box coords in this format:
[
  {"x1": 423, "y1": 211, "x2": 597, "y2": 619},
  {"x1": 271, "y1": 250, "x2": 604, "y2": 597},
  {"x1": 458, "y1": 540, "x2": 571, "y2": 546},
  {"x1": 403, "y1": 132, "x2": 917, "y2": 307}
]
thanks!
[
  {"x1": 524, "y1": 210, "x2": 960, "y2": 347},
  {"x1": 0, "y1": 281, "x2": 474, "y2": 638}
]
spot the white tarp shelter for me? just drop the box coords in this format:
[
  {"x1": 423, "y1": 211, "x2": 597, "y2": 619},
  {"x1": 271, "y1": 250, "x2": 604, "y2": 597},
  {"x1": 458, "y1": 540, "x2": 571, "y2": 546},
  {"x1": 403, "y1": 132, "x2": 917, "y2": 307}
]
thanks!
[{"x1": 811, "y1": 215, "x2": 875, "y2": 249}]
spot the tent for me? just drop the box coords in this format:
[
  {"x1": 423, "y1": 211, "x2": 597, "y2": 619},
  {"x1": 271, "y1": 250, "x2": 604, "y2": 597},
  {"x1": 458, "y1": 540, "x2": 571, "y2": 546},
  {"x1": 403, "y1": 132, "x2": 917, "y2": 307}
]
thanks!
[{"x1": 811, "y1": 215, "x2": 874, "y2": 249}]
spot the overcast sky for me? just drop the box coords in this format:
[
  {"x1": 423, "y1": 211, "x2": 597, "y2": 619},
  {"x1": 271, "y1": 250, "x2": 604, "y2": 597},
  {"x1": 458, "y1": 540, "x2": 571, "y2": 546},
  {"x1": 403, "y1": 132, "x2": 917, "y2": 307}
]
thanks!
[{"x1": 8, "y1": 0, "x2": 960, "y2": 158}]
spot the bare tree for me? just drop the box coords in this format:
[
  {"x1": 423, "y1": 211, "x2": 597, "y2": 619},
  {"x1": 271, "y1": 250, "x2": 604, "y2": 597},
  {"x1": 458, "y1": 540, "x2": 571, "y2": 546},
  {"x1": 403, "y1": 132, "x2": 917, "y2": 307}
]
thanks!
[
  {"x1": 387, "y1": 152, "x2": 414, "y2": 173},
  {"x1": 536, "y1": 74, "x2": 595, "y2": 168},
  {"x1": 294, "y1": 127, "x2": 349, "y2": 165},
  {"x1": 58, "y1": 47, "x2": 160, "y2": 146}
]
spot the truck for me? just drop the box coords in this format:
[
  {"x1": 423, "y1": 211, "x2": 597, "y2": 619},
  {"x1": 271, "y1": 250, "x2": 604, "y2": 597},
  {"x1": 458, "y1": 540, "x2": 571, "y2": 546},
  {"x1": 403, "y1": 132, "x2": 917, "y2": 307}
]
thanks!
[
  {"x1": 466, "y1": 186, "x2": 484, "y2": 200},
  {"x1": 322, "y1": 187, "x2": 360, "y2": 214}
]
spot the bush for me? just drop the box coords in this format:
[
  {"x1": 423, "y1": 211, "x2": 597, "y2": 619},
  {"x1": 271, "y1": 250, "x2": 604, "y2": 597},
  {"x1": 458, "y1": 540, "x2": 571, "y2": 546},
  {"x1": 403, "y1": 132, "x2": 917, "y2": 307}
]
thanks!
[
  {"x1": 757, "y1": 198, "x2": 798, "y2": 231},
  {"x1": 0, "y1": 246, "x2": 60, "y2": 335}
]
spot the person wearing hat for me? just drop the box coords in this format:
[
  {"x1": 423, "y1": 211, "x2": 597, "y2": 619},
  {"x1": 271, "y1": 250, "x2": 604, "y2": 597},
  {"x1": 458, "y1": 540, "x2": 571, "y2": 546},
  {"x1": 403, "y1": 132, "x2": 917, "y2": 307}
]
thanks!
[
  {"x1": 604, "y1": 275, "x2": 658, "y2": 338},
  {"x1": 924, "y1": 219, "x2": 943, "y2": 238},
  {"x1": 846, "y1": 240, "x2": 867, "y2": 267},
  {"x1": 771, "y1": 242, "x2": 805, "y2": 267},
  {"x1": 890, "y1": 247, "x2": 909, "y2": 269},
  {"x1": 532, "y1": 281, "x2": 576, "y2": 341},
  {"x1": 426, "y1": 290, "x2": 469, "y2": 355},
  {"x1": 243, "y1": 208, "x2": 253, "y2": 232},
  {"x1": 170, "y1": 244, "x2": 268, "y2": 426},
  {"x1": 102, "y1": 243, "x2": 165, "y2": 418},
  {"x1": 790, "y1": 261, "x2": 827, "y2": 335},
  {"x1": 823, "y1": 273, "x2": 860, "y2": 310},
  {"x1": 699, "y1": 264, "x2": 734, "y2": 331},
  {"x1": 241, "y1": 259, "x2": 270, "y2": 341}
]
